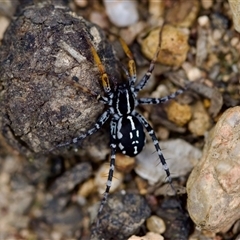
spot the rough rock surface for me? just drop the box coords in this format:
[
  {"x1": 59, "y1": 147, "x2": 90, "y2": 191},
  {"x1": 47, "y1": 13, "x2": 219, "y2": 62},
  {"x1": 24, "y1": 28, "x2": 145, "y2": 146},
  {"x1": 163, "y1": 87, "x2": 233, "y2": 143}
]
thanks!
[
  {"x1": 141, "y1": 24, "x2": 190, "y2": 67},
  {"x1": 187, "y1": 106, "x2": 240, "y2": 233},
  {"x1": 91, "y1": 192, "x2": 151, "y2": 240},
  {"x1": 0, "y1": 2, "x2": 120, "y2": 155}
]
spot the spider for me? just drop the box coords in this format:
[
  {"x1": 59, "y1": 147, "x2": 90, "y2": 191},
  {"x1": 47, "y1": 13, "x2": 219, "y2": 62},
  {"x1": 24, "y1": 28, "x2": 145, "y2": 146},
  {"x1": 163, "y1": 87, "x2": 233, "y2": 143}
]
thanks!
[{"x1": 54, "y1": 27, "x2": 184, "y2": 222}]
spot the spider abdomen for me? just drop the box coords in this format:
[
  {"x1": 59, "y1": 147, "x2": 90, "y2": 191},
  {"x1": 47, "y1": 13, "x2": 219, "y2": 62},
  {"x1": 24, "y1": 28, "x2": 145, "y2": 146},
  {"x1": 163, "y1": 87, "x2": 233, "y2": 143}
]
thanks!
[{"x1": 117, "y1": 115, "x2": 145, "y2": 157}]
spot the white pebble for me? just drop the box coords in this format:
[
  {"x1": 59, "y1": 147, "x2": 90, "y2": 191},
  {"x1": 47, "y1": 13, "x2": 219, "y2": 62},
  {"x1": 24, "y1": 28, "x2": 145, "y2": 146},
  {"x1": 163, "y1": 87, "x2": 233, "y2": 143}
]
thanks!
[
  {"x1": 187, "y1": 67, "x2": 202, "y2": 81},
  {"x1": 128, "y1": 232, "x2": 164, "y2": 240},
  {"x1": 198, "y1": 15, "x2": 209, "y2": 27},
  {"x1": 182, "y1": 62, "x2": 202, "y2": 81},
  {"x1": 95, "y1": 164, "x2": 123, "y2": 194},
  {"x1": 103, "y1": 0, "x2": 139, "y2": 27}
]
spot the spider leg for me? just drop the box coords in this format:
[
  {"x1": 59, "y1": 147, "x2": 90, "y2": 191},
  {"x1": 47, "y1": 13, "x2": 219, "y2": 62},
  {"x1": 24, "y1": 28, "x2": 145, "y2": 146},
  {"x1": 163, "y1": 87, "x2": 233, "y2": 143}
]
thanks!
[
  {"x1": 137, "y1": 88, "x2": 184, "y2": 105},
  {"x1": 134, "y1": 26, "x2": 164, "y2": 93},
  {"x1": 52, "y1": 109, "x2": 111, "y2": 151},
  {"x1": 117, "y1": 37, "x2": 137, "y2": 87},
  {"x1": 66, "y1": 76, "x2": 100, "y2": 97},
  {"x1": 82, "y1": 33, "x2": 112, "y2": 94},
  {"x1": 97, "y1": 120, "x2": 117, "y2": 226},
  {"x1": 133, "y1": 111, "x2": 172, "y2": 184}
]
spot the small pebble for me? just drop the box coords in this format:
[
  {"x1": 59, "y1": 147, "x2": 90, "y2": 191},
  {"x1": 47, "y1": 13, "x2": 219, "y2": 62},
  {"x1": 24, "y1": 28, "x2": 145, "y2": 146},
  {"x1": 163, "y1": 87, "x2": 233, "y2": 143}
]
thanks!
[
  {"x1": 157, "y1": 126, "x2": 169, "y2": 140},
  {"x1": 201, "y1": 0, "x2": 213, "y2": 9},
  {"x1": 166, "y1": 101, "x2": 192, "y2": 127},
  {"x1": 182, "y1": 62, "x2": 202, "y2": 81},
  {"x1": 151, "y1": 84, "x2": 169, "y2": 99},
  {"x1": 19, "y1": 229, "x2": 33, "y2": 239},
  {"x1": 84, "y1": 144, "x2": 109, "y2": 161},
  {"x1": 205, "y1": 53, "x2": 219, "y2": 70},
  {"x1": 128, "y1": 232, "x2": 164, "y2": 240},
  {"x1": 156, "y1": 198, "x2": 191, "y2": 239},
  {"x1": 0, "y1": 172, "x2": 10, "y2": 184},
  {"x1": 148, "y1": 0, "x2": 164, "y2": 18},
  {"x1": 2, "y1": 156, "x2": 19, "y2": 174},
  {"x1": 115, "y1": 153, "x2": 136, "y2": 173},
  {"x1": 189, "y1": 228, "x2": 215, "y2": 240},
  {"x1": 187, "y1": 106, "x2": 240, "y2": 232},
  {"x1": 212, "y1": 29, "x2": 223, "y2": 41},
  {"x1": 95, "y1": 163, "x2": 124, "y2": 194},
  {"x1": 188, "y1": 82, "x2": 222, "y2": 118},
  {"x1": 74, "y1": 0, "x2": 87, "y2": 8},
  {"x1": 166, "y1": 0, "x2": 199, "y2": 27},
  {"x1": 187, "y1": 67, "x2": 202, "y2": 81},
  {"x1": 135, "y1": 176, "x2": 148, "y2": 195},
  {"x1": 44, "y1": 205, "x2": 82, "y2": 234},
  {"x1": 90, "y1": 11, "x2": 109, "y2": 29},
  {"x1": 230, "y1": 37, "x2": 239, "y2": 47},
  {"x1": 50, "y1": 162, "x2": 92, "y2": 195},
  {"x1": 203, "y1": 98, "x2": 211, "y2": 108},
  {"x1": 103, "y1": 0, "x2": 139, "y2": 27},
  {"x1": 77, "y1": 178, "x2": 95, "y2": 198},
  {"x1": 120, "y1": 21, "x2": 147, "y2": 45},
  {"x1": 92, "y1": 193, "x2": 151, "y2": 239},
  {"x1": 188, "y1": 101, "x2": 211, "y2": 136},
  {"x1": 146, "y1": 215, "x2": 166, "y2": 234},
  {"x1": 198, "y1": 15, "x2": 210, "y2": 27},
  {"x1": 196, "y1": 25, "x2": 208, "y2": 67},
  {"x1": 148, "y1": 0, "x2": 164, "y2": 17},
  {"x1": 141, "y1": 25, "x2": 189, "y2": 66},
  {"x1": 51, "y1": 231, "x2": 62, "y2": 240}
]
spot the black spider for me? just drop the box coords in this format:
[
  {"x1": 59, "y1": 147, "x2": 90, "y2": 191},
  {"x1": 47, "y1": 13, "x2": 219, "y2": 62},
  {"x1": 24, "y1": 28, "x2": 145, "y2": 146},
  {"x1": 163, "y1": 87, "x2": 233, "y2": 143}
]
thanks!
[{"x1": 54, "y1": 27, "x2": 184, "y2": 223}]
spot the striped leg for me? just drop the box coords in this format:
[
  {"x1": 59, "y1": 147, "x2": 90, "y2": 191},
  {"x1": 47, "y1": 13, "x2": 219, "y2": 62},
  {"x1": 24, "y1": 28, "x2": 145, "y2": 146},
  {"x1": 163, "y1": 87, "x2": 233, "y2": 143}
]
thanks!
[
  {"x1": 134, "y1": 111, "x2": 172, "y2": 184},
  {"x1": 97, "y1": 120, "x2": 117, "y2": 226},
  {"x1": 137, "y1": 89, "x2": 184, "y2": 105},
  {"x1": 82, "y1": 31, "x2": 112, "y2": 94},
  {"x1": 53, "y1": 109, "x2": 111, "y2": 150},
  {"x1": 134, "y1": 26, "x2": 164, "y2": 93},
  {"x1": 134, "y1": 55, "x2": 159, "y2": 93},
  {"x1": 118, "y1": 37, "x2": 137, "y2": 87},
  {"x1": 67, "y1": 76, "x2": 99, "y2": 97},
  {"x1": 104, "y1": 31, "x2": 137, "y2": 87}
]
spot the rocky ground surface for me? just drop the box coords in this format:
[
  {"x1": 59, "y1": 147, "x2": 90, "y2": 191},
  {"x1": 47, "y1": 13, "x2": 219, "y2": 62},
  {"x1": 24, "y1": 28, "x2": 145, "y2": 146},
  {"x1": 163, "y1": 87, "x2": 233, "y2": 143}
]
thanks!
[{"x1": 0, "y1": 0, "x2": 240, "y2": 239}]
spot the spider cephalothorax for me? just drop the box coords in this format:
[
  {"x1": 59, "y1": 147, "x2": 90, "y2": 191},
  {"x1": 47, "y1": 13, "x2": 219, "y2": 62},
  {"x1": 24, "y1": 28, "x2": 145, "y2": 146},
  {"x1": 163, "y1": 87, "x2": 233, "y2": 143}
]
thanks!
[{"x1": 54, "y1": 27, "x2": 184, "y2": 223}]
